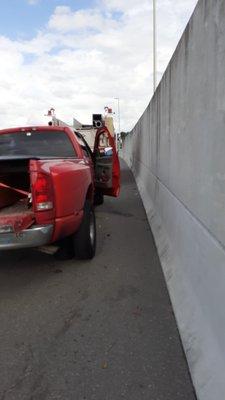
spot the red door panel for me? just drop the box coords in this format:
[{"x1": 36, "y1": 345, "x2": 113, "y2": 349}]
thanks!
[{"x1": 94, "y1": 127, "x2": 120, "y2": 197}]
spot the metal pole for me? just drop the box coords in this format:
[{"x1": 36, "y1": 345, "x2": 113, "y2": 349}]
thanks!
[{"x1": 153, "y1": 0, "x2": 157, "y2": 92}]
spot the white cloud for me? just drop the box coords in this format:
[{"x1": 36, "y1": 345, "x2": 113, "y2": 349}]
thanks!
[
  {"x1": 0, "y1": 0, "x2": 197, "y2": 130},
  {"x1": 48, "y1": 6, "x2": 107, "y2": 32}
]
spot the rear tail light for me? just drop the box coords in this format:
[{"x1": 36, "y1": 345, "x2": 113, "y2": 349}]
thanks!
[{"x1": 33, "y1": 173, "x2": 54, "y2": 211}]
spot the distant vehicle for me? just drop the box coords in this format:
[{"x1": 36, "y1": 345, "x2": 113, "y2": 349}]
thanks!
[{"x1": 0, "y1": 125, "x2": 120, "y2": 259}]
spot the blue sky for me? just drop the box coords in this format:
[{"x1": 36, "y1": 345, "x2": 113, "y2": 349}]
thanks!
[
  {"x1": 0, "y1": 0, "x2": 197, "y2": 129},
  {"x1": 0, "y1": 0, "x2": 94, "y2": 39}
]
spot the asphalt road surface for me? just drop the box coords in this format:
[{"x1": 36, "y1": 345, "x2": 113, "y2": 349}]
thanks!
[{"x1": 0, "y1": 160, "x2": 196, "y2": 400}]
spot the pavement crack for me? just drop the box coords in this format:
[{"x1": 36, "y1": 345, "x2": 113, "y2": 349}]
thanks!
[
  {"x1": 1, "y1": 363, "x2": 31, "y2": 399},
  {"x1": 55, "y1": 308, "x2": 82, "y2": 339}
]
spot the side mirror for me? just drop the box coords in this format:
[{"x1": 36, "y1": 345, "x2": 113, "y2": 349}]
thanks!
[{"x1": 104, "y1": 147, "x2": 113, "y2": 156}]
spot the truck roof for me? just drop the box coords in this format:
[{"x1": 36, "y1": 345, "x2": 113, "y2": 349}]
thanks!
[{"x1": 0, "y1": 126, "x2": 68, "y2": 134}]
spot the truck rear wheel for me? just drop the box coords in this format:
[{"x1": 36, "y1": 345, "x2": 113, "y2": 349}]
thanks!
[
  {"x1": 94, "y1": 189, "x2": 104, "y2": 206},
  {"x1": 73, "y1": 200, "x2": 96, "y2": 259}
]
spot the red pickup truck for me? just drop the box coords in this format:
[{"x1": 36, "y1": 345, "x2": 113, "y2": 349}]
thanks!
[{"x1": 0, "y1": 125, "x2": 120, "y2": 259}]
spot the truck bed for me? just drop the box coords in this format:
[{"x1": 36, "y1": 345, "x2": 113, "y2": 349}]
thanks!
[
  {"x1": 0, "y1": 200, "x2": 32, "y2": 216},
  {"x1": 0, "y1": 200, "x2": 34, "y2": 233}
]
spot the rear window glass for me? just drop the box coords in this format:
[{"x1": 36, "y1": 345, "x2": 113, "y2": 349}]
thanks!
[{"x1": 0, "y1": 131, "x2": 77, "y2": 158}]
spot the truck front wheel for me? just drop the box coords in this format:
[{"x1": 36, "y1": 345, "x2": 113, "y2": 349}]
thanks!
[{"x1": 73, "y1": 200, "x2": 96, "y2": 259}]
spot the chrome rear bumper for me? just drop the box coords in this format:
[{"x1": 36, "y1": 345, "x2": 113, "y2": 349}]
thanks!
[{"x1": 0, "y1": 225, "x2": 54, "y2": 250}]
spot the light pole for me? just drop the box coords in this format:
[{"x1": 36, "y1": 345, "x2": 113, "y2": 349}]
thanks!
[
  {"x1": 153, "y1": 0, "x2": 157, "y2": 92},
  {"x1": 114, "y1": 97, "x2": 120, "y2": 152}
]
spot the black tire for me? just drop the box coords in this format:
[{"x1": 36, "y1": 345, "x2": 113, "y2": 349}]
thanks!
[
  {"x1": 94, "y1": 190, "x2": 104, "y2": 206},
  {"x1": 73, "y1": 200, "x2": 96, "y2": 259},
  {"x1": 54, "y1": 237, "x2": 75, "y2": 260}
]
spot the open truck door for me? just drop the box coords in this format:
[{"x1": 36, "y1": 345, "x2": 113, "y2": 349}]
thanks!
[{"x1": 94, "y1": 127, "x2": 120, "y2": 197}]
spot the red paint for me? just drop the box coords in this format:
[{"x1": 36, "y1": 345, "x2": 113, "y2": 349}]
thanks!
[
  {"x1": 94, "y1": 126, "x2": 120, "y2": 197},
  {"x1": 0, "y1": 125, "x2": 120, "y2": 246}
]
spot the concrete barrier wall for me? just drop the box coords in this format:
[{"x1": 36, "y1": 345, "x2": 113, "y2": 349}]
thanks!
[{"x1": 123, "y1": 1, "x2": 225, "y2": 398}]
